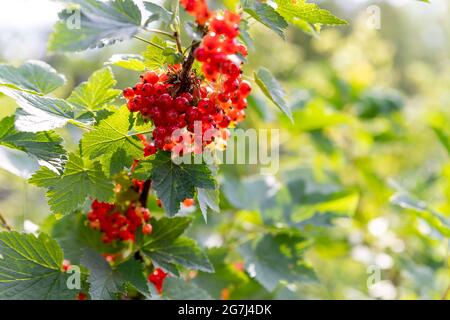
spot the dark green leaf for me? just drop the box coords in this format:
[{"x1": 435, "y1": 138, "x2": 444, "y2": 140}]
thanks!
[
  {"x1": 150, "y1": 152, "x2": 216, "y2": 215},
  {"x1": 141, "y1": 217, "x2": 213, "y2": 273},
  {"x1": 162, "y1": 277, "x2": 212, "y2": 300},
  {"x1": 242, "y1": 0, "x2": 288, "y2": 39},
  {"x1": 0, "y1": 232, "x2": 74, "y2": 300},
  {"x1": 81, "y1": 249, "x2": 148, "y2": 300}
]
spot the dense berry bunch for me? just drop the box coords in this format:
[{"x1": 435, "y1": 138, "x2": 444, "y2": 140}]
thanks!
[
  {"x1": 87, "y1": 199, "x2": 152, "y2": 243},
  {"x1": 180, "y1": 0, "x2": 210, "y2": 25},
  {"x1": 194, "y1": 10, "x2": 251, "y2": 123},
  {"x1": 148, "y1": 268, "x2": 168, "y2": 294},
  {"x1": 124, "y1": 67, "x2": 235, "y2": 154},
  {"x1": 123, "y1": 4, "x2": 251, "y2": 156}
]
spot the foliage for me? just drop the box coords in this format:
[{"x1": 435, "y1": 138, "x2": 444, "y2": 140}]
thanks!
[{"x1": 1, "y1": 0, "x2": 446, "y2": 301}]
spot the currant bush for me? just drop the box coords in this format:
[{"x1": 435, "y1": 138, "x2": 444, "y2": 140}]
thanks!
[{"x1": 0, "y1": 0, "x2": 349, "y2": 301}]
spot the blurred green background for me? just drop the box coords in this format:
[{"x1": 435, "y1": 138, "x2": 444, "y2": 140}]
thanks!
[{"x1": 1, "y1": 0, "x2": 450, "y2": 299}]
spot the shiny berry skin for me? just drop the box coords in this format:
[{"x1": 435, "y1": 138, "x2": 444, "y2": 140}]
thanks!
[
  {"x1": 194, "y1": 47, "x2": 208, "y2": 62},
  {"x1": 123, "y1": 87, "x2": 135, "y2": 99},
  {"x1": 144, "y1": 143, "x2": 157, "y2": 157},
  {"x1": 158, "y1": 93, "x2": 173, "y2": 109},
  {"x1": 239, "y1": 80, "x2": 252, "y2": 97},
  {"x1": 219, "y1": 115, "x2": 231, "y2": 128},
  {"x1": 174, "y1": 96, "x2": 190, "y2": 112},
  {"x1": 143, "y1": 71, "x2": 159, "y2": 84},
  {"x1": 142, "y1": 223, "x2": 153, "y2": 235},
  {"x1": 183, "y1": 198, "x2": 195, "y2": 207},
  {"x1": 148, "y1": 268, "x2": 168, "y2": 294}
]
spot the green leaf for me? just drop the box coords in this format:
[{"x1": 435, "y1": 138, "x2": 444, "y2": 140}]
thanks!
[
  {"x1": 242, "y1": 0, "x2": 288, "y2": 39},
  {"x1": 105, "y1": 54, "x2": 145, "y2": 71},
  {"x1": 0, "y1": 232, "x2": 74, "y2": 300},
  {"x1": 131, "y1": 158, "x2": 153, "y2": 180},
  {"x1": 81, "y1": 249, "x2": 148, "y2": 300},
  {"x1": 162, "y1": 277, "x2": 212, "y2": 300},
  {"x1": 143, "y1": 36, "x2": 169, "y2": 70},
  {"x1": 274, "y1": 0, "x2": 347, "y2": 31},
  {"x1": 239, "y1": 233, "x2": 316, "y2": 292},
  {"x1": 0, "y1": 60, "x2": 66, "y2": 94},
  {"x1": 46, "y1": 153, "x2": 114, "y2": 214},
  {"x1": 0, "y1": 87, "x2": 92, "y2": 132},
  {"x1": 143, "y1": 1, "x2": 173, "y2": 26},
  {"x1": 49, "y1": 0, "x2": 142, "y2": 52},
  {"x1": 390, "y1": 187, "x2": 450, "y2": 237},
  {"x1": 141, "y1": 217, "x2": 214, "y2": 273},
  {"x1": 0, "y1": 115, "x2": 66, "y2": 172},
  {"x1": 81, "y1": 106, "x2": 144, "y2": 171},
  {"x1": 29, "y1": 166, "x2": 61, "y2": 188},
  {"x1": 150, "y1": 152, "x2": 216, "y2": 215},
  {"x1": 68, "y1": 67, "x2": 121, "y2": 111},
  {"x1": 254, "y1": 68, "x2": 293, "y2": 122},
  {"x1": 197, "y1": 187, "x2": 220, "y2": 223}
]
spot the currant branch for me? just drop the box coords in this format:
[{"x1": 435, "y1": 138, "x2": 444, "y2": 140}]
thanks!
[
  {"x1": 133, "y1": 35, "x2": 165, "y2": 50},
  {"x1": 0, "y1": 211, "x2": 11, "y2": 231}
]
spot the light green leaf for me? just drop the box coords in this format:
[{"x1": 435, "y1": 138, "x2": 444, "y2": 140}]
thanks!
[
  {"x1": 105, "y1": 54, "x2": 145, "y2": 71},
  {"x1": 150, "y1": 152, "x2": 216, "y2": 215},
  {"x1": 0, "y1": 232, "x2": 74, "y2": 300},
  {"x1": 239, "y1": 233, "x2": 316, "y2": 292},
  {"x1": 0, "y1": 115, "x2": 66, "y2": 172},
  {"x1": 0, "y1": 87, "x2": 92, "y2": 132},
  {"x1": 0, "y1": 60, "x2": 66, "y2": 94},
  {"x1": 81, "y1": 249, "x2": 148, "y2": 300},
  {"x1": 242, "y1": 0, "x2": 288, "y2": 39},
  {"x1": 46, "y1": 153, "x2": 114, "y2": 214},
  {"x1": 143, "y1": 36, "x2": 169, "y2": 70},
  {"x1": 391, "y1": 188, "x2": 450, "y2": 237},
  {"x1": 49, "y1": 0, "x2": 142, "y2": 52},
  {"x1": 81, "y1": 106, "x2": 144, "y2": 170},
  {"x1": 141, "y1": 217, "x2": 214, "y2": 273},
  {"x1": 254, "y1": 68, "x2": 293, "y2": 122},
  {"x1": 274, "y1": 0, "x2": 347, "y2": 31},
  {"x1": 68, "y1": 67, "x2": 121, "y2": 111},
  {"x1": 29, "y1": 166, "x2": 61, "y2": 188}
]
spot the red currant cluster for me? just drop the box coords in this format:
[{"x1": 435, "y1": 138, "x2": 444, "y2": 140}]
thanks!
[
  {"x1": 122, "y1": 7, "x2": 251, "y2": 156},
  {"x1": 180, "y1": 0, "x2": 210, "y2": 25},
  {"x1": 194, "y1": 9, "x2": 251, "y2": 125},
  {"x1": 87, "y1": 200, "x2": 152, "y2": 243},
  {"x1": 123, "y1": 67, "x2": 235, "y2": 154},
  {"x1": 148, "y1": 268, "x2": 168, "y2": 294}
]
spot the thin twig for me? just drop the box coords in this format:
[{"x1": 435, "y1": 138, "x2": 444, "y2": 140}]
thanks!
[
  {"x1": 0, "y1": 211, "x2": 11, "y2": 231},
  {"x1": 174, "y1": 31, "x2": 183, "y2": 54},
  {"x1": 139, "y1": 180, "x2": 152, "y2": 208},
  {"x1": 133, "y1": 35, "x2": 165, "y2": 50},
  {"x1": 143, "y1": 27, "x2": 176, "y2": 39},
  {"x1": 178, "y1": 26, "x2": 207, "y2": 93}
]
